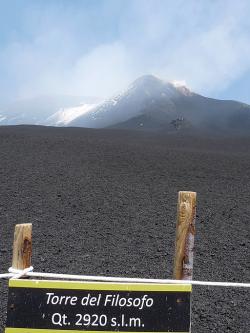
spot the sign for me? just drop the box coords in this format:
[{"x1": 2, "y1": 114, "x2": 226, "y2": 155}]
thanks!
[{"x1": 6, "y1": 279, "x2": 191, "y2": 333}]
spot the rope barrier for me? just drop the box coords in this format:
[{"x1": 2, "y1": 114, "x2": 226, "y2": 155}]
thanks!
[
  {"x1": 9, "y1": 266, "x2": 34, "y2": 279},
  {"x1": 0, "y1": 268, "x2": 249, "y2": 288},
  {"x1": 0, "y1": 273, "x2": 13, "y2": 279}
]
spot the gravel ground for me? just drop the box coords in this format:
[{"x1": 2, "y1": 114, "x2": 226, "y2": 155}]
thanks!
[{"x1": 0, "y1": 125, "x2": 249, "y2": 332}]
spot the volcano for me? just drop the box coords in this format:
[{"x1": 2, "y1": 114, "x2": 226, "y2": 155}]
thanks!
[{"x1": 69, "y1": 75, "x2": 250, "y2": 134}]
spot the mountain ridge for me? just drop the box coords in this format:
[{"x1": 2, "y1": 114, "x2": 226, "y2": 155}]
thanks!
[
  {"x1": 1, "y1": 75, "x2": 250, "y2": 134},
  {"x1": 0, "y1": 95, "x2": 100, "y2": 126},
  {"x1": 69, "y1": 75, "x2": 250, "y2": 134}
]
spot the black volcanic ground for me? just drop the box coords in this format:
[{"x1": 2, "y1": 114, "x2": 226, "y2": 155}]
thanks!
[{"x1": 0, "y1": 126, "x2": 249, "y2": 332}]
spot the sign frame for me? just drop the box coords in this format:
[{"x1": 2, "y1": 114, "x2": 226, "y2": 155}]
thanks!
[{"x1": 6, "y1": 279, "x2": 192, "y2": 333}]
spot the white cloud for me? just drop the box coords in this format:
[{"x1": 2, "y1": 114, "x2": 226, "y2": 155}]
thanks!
[
  {"x1": 0, "y1": 0, "x2": 250, "y2": 102},
  {"x1": 157, "y1": 3, "x2": 250, "y2": 94},
  {"x1": 68, "y1": 42, "x2": 133, "y2": 98}
]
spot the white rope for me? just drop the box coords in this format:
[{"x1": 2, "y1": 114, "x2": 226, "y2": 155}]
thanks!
[
  {"x1": 8, "y1": 266, "x2": 34, "y2": 279},
  {"x1": 0, "y1": 268, "x2": 249, "y2": 288},
  {"x1": 0, "y1": 273, "x2": 13, "y2": 279}
]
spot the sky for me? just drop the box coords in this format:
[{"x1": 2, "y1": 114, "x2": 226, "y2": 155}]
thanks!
[{"x1": 0, "y1": 0, "x2": 250, "y2": 105}]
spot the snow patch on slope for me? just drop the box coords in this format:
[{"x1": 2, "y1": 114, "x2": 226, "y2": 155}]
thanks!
[
  {"x1": 47, "y1": 102, "x2": 100, "y2": 126},
  {"x1": 0, "y1": 115, "x2": 6, "y2": 122}
]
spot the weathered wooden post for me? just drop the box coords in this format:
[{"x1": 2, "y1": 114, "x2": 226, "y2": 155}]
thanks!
[
  {"x1": 12, "y1": 223, "x2": 32, "y2": 270},
  {"x1": 173, "y1": 191, "x2": 197, "y2": 280}
]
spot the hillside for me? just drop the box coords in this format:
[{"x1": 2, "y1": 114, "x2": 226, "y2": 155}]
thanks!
[{"x1": 0, "y1": 125, "x2": 249, "y2": 332}]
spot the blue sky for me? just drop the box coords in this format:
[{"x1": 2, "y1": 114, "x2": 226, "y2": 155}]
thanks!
[{"x1": 0, "y1": 0, "x2": 250, "y2": 104}]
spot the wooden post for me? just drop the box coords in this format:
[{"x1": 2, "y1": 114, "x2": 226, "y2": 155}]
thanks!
[
  {"x1": 173, "y1": 191, "x2": 196, "y2": 280},
  {"x1": 12, "y1": 223, "x2": 32, "y2": 270}
]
